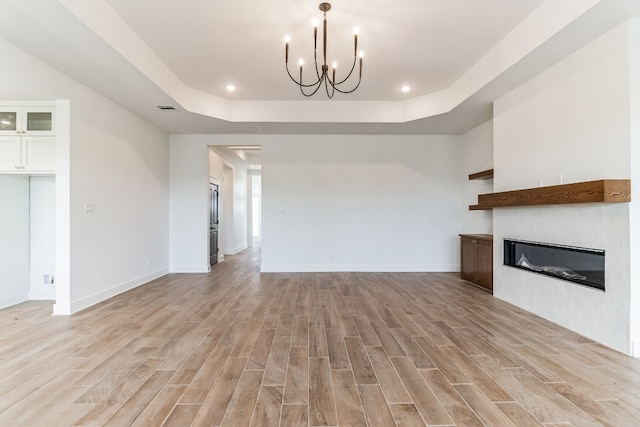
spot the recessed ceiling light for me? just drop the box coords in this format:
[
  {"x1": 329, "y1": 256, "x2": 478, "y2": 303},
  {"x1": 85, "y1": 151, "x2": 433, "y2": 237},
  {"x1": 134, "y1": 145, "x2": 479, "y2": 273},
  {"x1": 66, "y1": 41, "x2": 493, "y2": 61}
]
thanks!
[
  {"x1": 226, "y1": 84, "x2": 237, "y2": 92},
  {"x1": 401, "y1": 85, "x2": 411, "y2": 93}
]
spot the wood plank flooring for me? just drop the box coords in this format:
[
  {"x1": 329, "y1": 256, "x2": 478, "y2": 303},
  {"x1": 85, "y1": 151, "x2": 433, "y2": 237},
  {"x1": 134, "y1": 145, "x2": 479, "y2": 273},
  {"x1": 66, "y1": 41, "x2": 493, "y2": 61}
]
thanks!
[{"x1": 2, "y1": 247, "x2": 640, "y2": 426}]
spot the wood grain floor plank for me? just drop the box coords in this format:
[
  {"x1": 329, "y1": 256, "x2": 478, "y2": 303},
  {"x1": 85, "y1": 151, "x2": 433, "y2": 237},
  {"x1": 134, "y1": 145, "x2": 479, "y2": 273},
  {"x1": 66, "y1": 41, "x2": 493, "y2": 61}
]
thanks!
[
  {"x1": 454, "y1": 384, "x2": 517, "y2": 427},
  {"x1": 281, "y1": 404, "x2": 309, "y2": 427},
  {"x1": 263, "y1": 335, "x2": 292, "y2": 386},
  {"x1": 291, "y1": 315, "x2": 309, "y2": 347},
  {"x1": 370, "y1": 321, "x2": 406, "y2": 356},
  {"x1": 420, "y1": 369, "x2": 485, "y2": 427},
  {"x1": 130, "y1": 384, "x2": 187, "y2": 427},
  {"x1": 162, "y1": 404, "x2": 201, "y2": 427},
  {"x1": 220, "y1": 369, "x2": 264, "y2": 427},
  {"x1": 358, "y1": 385, "x2": 398, "y2": 427},
  {"x1": 331, "y1": 370, "x2": 368, "y2": 427},
  {"x1": 73, "y1": 357, "x2": 165, "y2": 426},
  {"x1": 284, "y1": 346, "x2": 309, "y2": 404},
  {"x1": 103, "y1": 369, "x2": 175, "y2": 427},
  {"x1": 352, "y1": 315, "x2": 382, "y2": 346},
  {"x1": 309, "y1": 357, "x2": 338, "y2": 426},
  {"x1": 251, "y1": 386, "x2": 283, "y2": 427},
  {"x1": 365, "y1": 346, "x2": 411, "y2": 403},
  {"x1": 413, "y1": 336, "x2": 471, "y2": 384},
  {"x1": 472, "y1": 356, "x2": 577, "y2": 424},
  {"x1": 391, "y1": 356, "x2": 453, "y2": 425},
  {"x1": 389, "y1": 328, "x2": 436, "y2": 369},
  {"x1": 344, "y1": 337, "x2": 378, "y2": 385},
  {"x1": 439, "y1": 344, "x2": 513, "y2": 402},
  {"x1": 326, "y1": 328, "x2": 351, "y2": 370},
  {"x1": 389, "y1": 403, "x2": 426, "y2": 427},
  {"x1": 191, "y1": 357, "x2": 247, "y2": 426},
  {"x1": 309, "y1": 321, "x2": 329, "y2": 358},
  {"x1": 179, "y1": 345, "x2": 234, "y2": 403},
  {"x1": 246, "y1": 327, "x2": 276, "y2": 370}
]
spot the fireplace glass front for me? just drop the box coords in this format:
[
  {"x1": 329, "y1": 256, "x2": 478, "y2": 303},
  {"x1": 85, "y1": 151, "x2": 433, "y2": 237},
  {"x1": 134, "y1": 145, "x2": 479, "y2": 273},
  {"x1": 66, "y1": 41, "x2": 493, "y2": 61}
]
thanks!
[{"x1": 504, "y1": 239, "x2": 605, "y2": 291}]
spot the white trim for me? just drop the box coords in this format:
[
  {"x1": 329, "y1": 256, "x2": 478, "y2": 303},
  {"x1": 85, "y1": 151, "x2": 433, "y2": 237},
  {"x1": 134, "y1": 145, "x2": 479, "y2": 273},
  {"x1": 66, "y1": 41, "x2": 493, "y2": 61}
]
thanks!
[
  {"x1": 65, "y1": 268, "x2": 168, "y2": 314},
  {"x1": 170, "y1": 265, "x2": 211, "y2": 273},
  {"x1": 223, "y1": 245, "x2": 248, "y2": 256},
  {"x1": 260, "y1": 264, "x2": 458, "y2": 273}
]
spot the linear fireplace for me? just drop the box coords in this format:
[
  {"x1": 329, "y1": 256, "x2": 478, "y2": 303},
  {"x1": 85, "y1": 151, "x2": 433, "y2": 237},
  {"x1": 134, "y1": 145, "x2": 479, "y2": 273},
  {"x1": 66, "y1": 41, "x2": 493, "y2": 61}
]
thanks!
[{"x1": 504, "y1": 239, "x2": 605, "y2": 291}]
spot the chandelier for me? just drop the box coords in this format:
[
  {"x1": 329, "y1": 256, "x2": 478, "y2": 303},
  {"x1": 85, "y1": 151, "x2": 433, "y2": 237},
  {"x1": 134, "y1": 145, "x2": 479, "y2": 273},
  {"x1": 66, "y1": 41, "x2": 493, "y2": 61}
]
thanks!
[{"x1": 284, "y1": 2, "x2": 363, "y2": 98}]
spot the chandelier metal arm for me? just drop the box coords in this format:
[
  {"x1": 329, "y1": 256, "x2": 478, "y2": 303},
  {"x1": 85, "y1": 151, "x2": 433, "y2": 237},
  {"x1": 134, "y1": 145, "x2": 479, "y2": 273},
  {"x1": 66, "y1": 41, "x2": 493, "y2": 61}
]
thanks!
[{"x1": 285, "y1": 63, "x2": 323, "y2": 88}]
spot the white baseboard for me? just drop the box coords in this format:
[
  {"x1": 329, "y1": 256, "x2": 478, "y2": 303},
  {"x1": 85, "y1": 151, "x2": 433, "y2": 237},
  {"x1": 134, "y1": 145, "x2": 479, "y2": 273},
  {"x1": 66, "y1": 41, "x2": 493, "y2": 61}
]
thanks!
[
  {"x1": 223, "y1": 245, "x2": 248, "y2": 255},
  {"x1": 67, "y1": 268, "x2": 169, "y2": 314},
  {"x1": 170, "y1": 265, "x2": 211, "y2": 273},
  {"x1": 260, "y1": 264, "x2": 458, "y2": 273}
]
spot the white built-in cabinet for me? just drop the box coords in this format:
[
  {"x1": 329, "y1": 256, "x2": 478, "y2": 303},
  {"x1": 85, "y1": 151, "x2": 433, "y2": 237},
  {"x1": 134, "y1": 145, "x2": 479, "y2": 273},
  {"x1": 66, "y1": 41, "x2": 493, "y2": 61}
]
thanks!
[{"x1": 0, "y1": 106, "x2": 55, "y2": 173}]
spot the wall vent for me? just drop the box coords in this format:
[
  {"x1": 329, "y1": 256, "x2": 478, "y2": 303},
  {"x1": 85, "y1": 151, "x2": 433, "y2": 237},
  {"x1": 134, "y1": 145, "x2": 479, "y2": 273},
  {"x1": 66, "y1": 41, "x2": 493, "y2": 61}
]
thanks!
[{"x1": 156, "y1": 105, "x2": 176, "y2": 111}]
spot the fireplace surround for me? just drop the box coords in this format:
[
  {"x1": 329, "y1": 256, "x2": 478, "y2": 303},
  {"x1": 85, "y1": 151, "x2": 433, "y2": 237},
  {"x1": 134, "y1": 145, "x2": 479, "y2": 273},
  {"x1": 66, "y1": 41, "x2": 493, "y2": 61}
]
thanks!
[{"x1": 504, "y1": 238, "x2": 605, "y2": 291}]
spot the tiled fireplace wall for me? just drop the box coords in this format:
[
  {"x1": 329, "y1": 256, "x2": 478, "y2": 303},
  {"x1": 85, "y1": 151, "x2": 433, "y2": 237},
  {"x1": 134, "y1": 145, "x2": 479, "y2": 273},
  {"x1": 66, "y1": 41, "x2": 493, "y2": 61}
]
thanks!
[{"x1": 492, "y1": 22, "x2": 636, "y2": 354}]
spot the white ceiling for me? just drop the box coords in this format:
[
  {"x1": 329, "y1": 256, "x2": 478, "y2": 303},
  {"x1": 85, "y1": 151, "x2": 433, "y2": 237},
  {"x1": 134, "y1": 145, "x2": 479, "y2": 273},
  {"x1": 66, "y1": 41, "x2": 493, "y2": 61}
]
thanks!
[{"x1": 1, "y1": 0, "x2": 639, "y2": 134}]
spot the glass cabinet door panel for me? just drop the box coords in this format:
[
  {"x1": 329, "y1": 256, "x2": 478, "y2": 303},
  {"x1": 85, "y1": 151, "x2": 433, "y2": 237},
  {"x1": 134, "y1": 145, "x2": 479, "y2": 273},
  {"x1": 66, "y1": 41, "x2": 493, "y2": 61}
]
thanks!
[
  {"x1": 26, "y1": 111, "x2": 53, "y2": 132},
  {"x1": 0, "y1": 111, "x2": 17, "y2": 132}
]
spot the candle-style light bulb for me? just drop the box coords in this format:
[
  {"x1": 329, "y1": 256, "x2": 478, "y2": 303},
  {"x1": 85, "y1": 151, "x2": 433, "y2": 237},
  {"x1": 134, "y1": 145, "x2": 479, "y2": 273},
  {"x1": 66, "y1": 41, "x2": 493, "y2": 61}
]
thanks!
[
  {"x1": 358, "y1": 51, "x2": 364, "y2": 76},
  {"x1": 284, "y1": 35, "x2": 290, "y2": 63},
  {"x1": 313, "y1": 19, "x2": 319, "y2": 50},
  {"x1": 353, "y1": 28, "x2": 359, "y2": 56},
  {"x1": 332, "y1": 62, "x2": 337, "y2": 82}
]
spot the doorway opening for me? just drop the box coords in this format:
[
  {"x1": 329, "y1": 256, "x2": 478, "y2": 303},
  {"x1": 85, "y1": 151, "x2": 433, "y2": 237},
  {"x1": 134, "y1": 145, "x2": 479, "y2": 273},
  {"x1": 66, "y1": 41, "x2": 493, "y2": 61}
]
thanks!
[{"x1": 250, "y1": 174, "x2": 262, "y2": 245}]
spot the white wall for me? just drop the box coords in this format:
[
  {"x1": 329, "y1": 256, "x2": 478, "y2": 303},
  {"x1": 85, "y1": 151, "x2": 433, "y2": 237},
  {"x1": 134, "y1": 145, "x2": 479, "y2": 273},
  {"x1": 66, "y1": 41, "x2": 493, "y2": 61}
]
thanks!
[
  {"x1": 222, "y1": 165, "x2": 234, "y2": 254},
  {"x1": 170, "y1": 136, "x2": 251, "y2": 271},
  {"x1": 461, "y1": 120, "x2": 493, "y2": 234},
  {"x1": 231, "y1": 166, "x2": 248, "y2": 254},
  {"x1": 493, "y1": 22, "x2": 633, "y2": 354},
  {"x1": 28, "y1": 176, "x2": 56, "y2": 300},
  {"x1": 170, "y1": 134, "x2": 465, "y2": 273},
  {"x1": 0, "y1": 37, "x2": 170, "y2": 314},
  {"x1": 628, "y1": 18, "x2": 640, "y2": 356},
  {"x1": 260, "y1": 135, "x2": 464, "y2": 272},
  {"x1": 0, "y1": 175, "x2": 29, "y2": 308}
]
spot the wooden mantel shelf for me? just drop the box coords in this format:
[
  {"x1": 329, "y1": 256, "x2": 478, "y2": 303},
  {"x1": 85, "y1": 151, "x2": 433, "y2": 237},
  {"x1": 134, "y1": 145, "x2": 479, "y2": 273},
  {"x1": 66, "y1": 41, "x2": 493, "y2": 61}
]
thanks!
[
  {"x1": 468, "y1": 169, "x2": 494, "y2": 180},
  {"x1": 470, "y1": 179, "x2": 630, "y2": 210}
]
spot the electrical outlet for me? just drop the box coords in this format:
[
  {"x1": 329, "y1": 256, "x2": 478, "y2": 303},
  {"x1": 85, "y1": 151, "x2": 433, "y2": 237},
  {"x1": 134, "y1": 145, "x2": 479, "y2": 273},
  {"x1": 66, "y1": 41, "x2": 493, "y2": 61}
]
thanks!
[{"x1": 44, "y1": 274, "x2": 55, "y2": 285}]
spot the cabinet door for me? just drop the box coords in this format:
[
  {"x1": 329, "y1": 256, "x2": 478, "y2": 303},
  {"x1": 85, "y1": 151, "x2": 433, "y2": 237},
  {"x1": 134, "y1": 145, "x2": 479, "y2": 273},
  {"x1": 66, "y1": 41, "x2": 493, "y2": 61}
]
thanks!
[
  {"x1": 476, "y1": 240, "x2": 493, "y2": 291},
  {"x1": 0, "y1": 109, "x2": 21, "y2": 136},
  {"x1": 24, "y1": 107, "x2": 55, "y2": 135},
  {"x1": 22, "y1": 137, "x2": 56, "y2": 172},
  {"x1": 460, "y1": 237, "x2": 478, "y2": 282},
  {"x1": 0, "y1": 136, "x2": 22, "y2": 171}
]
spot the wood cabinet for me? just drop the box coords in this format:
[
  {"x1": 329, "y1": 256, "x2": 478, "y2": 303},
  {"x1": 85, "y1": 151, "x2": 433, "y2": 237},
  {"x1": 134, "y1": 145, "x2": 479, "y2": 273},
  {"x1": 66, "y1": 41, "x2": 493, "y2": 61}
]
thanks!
[{"x1": 459, "y1": 234, "x2": 493, "y2": 292}]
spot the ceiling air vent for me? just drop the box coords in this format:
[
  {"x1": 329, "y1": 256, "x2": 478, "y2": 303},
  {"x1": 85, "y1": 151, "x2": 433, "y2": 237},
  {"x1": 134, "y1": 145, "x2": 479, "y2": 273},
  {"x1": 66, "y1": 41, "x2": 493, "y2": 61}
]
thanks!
[{"x1": 156, "y1": 105, "x2": 176, "y2": 111}]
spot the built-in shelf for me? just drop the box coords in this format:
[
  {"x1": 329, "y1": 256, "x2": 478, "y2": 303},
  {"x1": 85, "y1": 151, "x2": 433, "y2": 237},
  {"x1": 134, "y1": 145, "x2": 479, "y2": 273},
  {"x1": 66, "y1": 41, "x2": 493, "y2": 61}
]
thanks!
[
  {"x1": 468, "y1": 169, "x2": 494, "y2": 180},
  {"x1": 469, "y1": 179, "x2": 630, "y2": 210}
]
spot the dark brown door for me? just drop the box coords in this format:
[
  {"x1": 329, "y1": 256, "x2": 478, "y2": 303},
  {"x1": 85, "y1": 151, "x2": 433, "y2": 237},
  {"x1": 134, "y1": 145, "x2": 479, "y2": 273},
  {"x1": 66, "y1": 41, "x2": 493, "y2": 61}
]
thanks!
[{"x1": 210, "y1": 183, "x2": 219, "y2": 266}]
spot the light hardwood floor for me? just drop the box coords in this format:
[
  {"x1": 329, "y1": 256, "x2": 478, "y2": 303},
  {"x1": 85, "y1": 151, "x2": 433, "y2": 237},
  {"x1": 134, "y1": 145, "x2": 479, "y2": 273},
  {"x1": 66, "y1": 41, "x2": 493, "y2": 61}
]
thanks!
[{"x1": 2, "y1": 247, "x2": 640, "y2": 426}]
